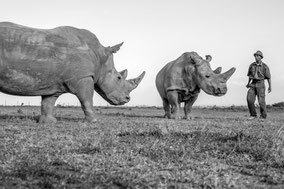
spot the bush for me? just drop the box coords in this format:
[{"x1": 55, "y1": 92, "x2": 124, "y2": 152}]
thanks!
[{"x1": 272, "y1": 102, "x2": 284, "y2": 107}]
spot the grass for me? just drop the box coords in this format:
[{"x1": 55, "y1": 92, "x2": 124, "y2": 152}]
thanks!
[{"x1": 0, "y1": 106, "x2": 284, "y2": 188}]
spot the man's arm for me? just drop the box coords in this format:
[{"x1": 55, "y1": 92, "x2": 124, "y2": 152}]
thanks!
[
  {"x1": 246, "y1": 64, "x2": 252, "y2": 88},
  {"x1": 267, "y1": 78, "x2": 272, "y2": 93},
  {"x1": 264, "y1": 64, "x2": 271, "y2": 93},
  {"x1": 246, "y1": 78, "x2": 252, "y2": 88}
]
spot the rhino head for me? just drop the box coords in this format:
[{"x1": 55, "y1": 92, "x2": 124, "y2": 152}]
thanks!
[
  {"x1": 189, "y1": 53, "x2": 236, "y2": 96},
  {"x1": 95, "y1": 43, "x2": 145, "y2": 105}
]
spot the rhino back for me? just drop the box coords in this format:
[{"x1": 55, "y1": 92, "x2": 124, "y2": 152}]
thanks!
[
  {"x1": 156, "y1": 60, "x2": 183, "y2": 97},
  {"x1": 0, "y1": 22, "x2": 103, "y2": 96},
  {"x1": 0, "y1": 22, "x2": 104, "y2": 60},
  {"x1": 156, "y1": 53, "x2": 198, "y2": 99}
]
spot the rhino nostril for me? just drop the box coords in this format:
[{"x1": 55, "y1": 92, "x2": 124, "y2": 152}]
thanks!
[
  {"x1": 125, "y1": 96, "x2": 130, "y2": 101},
  {"x1": 216, "y1": 87, "x2": 222, "y2": 93}
]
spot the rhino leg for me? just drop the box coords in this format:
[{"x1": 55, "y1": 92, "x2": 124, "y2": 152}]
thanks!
[
  {"x1": 39, "y1": 95, "x2": 58, "y2": 123},
  {"x1": 183, "y1": 93, "x2": 199, "y2": 120},
  {"x1": 166, "y1": 91, "x2": 181, "y2": 119},
  {"x1": 162, "y1": 98, "x2": 171, "y2": 118},
  {"x1": 75, "y1": 77, "x2": 97, "y2": 123}
]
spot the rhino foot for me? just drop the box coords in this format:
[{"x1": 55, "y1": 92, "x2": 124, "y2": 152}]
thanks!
[
  {"x1": 163, "y1": 113, "x2": 171, "y2": 119},
  {"x1": 170, "y1": 114, "x2": 182, "y2": 120},
  {"x1": 38, "y1": 115, "x2": 57, "y2": 124},
  {"x1": 84, "y1": 116, "x2": 97, "y2": 123},
  {"x1": 183, "y1": 115, "x2": 194, "y2": 120}
]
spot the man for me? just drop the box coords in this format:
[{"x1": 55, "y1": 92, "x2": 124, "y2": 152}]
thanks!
[{"x1": 246, "y1": 50, "x2": 272, "y2": 120}]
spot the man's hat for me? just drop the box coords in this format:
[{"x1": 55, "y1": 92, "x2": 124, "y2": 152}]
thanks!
[{"x1": 254, "y1": 50, "x2": 263, "y2": 59}]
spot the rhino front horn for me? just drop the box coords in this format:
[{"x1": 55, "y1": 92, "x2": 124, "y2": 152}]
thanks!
[
  {"x1": 128, "y1": 71, "x2": 146, "y2": 91},
  {"x1": 221, "y1": 67, "x2": 236, "y2": 81}
]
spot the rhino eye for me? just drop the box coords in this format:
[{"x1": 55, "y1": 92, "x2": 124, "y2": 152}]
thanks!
[
  {"x1": 205, "y1": 75, "x2": 210, "y2": 78},
  {"x1": 118, "y1": 76, "x2": 122, "y2": 80}
]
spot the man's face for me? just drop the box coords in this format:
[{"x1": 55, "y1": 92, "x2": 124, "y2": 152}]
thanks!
[{"x1": 254, "y1": 55, "x2": 262, "y2": 62}]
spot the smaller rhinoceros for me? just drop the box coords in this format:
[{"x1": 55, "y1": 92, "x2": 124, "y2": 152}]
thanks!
[{"x1": 155, "y1": 52, "x2": 236, "y2": 119}]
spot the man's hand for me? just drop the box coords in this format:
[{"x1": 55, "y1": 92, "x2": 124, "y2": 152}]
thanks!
[{"x1": 268, "y1": 86, "x2": 272, "y2": 93}]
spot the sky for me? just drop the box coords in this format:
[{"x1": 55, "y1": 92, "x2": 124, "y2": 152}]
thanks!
[{"x1": 0, "y1": 0, "x2": 283, "y2": 107}]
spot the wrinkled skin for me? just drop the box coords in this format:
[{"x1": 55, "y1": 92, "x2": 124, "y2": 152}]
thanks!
[
  {"x1": 0, "y1": 22, "x2": 145, "y2": 123},
  {"x1": 156, "y1": 52, "x2": 236, "y2": 120}
]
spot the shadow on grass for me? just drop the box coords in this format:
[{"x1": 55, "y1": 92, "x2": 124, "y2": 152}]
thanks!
[
  {"x1": 117, "y1": 129, "x2": 249, "y2": 142},
  {"x1": 0, "y1": 112, "x2": 241, "y2": 123},
  {"x1": 117, "y1": 129, "x2": 275, "y2": 163},
  {"x1": 117, "y1": 129, "x2": 164, "y2": 138},
  {"x1": 101, "y1": 112, "x2": 243, "y2": 121},
  {"x1": 0, "y1": 114, "x2": 83, "y2": 123},
  {"x1": 101, "y1": 112, "x2": 164, "y2": 119},
  {"x1": 2, "y1": 158, "x2": 83, "y2": 188},
  {"x1": 0, "y1": 114, "x2": 38, "y2": 121}
]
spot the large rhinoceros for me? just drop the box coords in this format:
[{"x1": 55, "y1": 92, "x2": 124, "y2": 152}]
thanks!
[
  {"x1": 156, "y1": 52, "x2": 235, "y2": 119},
  {"x1": 0, "y1": 22, "x2": 145, "y2": 123}
]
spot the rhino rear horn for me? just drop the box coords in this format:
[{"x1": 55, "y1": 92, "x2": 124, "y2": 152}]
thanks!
[
  {"x1": 119, "y1": 69, "x2": 128, "y2": 79},
  {"x1": 128, "y1": 71, "x2": 146, "y2": 91},
  {"x1": 213, "y1": 67, "x2": 222, "y2": 74},
  {"x1": 109, "y1": 42, "x2": 124, "y2": 53},
  {"x1": 221, "y1": 67, "x2": 236, "y2": 81}
]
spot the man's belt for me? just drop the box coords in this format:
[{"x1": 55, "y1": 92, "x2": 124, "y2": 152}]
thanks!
[{"x1": 252, "y1": 79, "x2": 264, "y2": 82}]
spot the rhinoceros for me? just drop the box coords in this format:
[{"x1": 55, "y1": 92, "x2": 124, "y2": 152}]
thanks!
[
  {"x1": 0, "y1": 22, "x2": 145, "y2": 123},
  {"x1": 155, "y1": 52, "x2": 236, "y2": 119}
]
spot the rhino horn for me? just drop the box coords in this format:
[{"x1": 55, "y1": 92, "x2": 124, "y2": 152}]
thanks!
[
  {"x1": 213, "y1": 67, "x2": 222, "y2": 74},
  {"x1": 127, "y1": 71, "x2": 146, "y2": 91},
  {"x1": 205, "y1": 55, "x2": 212, "y2": 62},
  {"x1": 119, "y1": 69, "x2": 128, "y2": 79},
  {"x1": 221, "y1": 67, "x2": 236, "y2": 81},
  {"x1": 109, "y1": 42, "x2": 124, "y2": 53}
]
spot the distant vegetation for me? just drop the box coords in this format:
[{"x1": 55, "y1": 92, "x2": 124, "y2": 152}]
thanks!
[
  {"x1": 2, "y1": 101, "x2": 284, "y2": 111},
  {"x1": 271, "y1": 101, "x2": 284, "y2": 108}
]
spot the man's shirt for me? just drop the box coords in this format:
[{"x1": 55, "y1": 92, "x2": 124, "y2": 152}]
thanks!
[{"x1": 247, "y1": 61, "x2": 271, "y2": 87}]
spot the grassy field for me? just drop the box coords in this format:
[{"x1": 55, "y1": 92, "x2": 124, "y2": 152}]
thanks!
[{"x1": 1, "y1": 105, "x2": 284, "y2": 188}]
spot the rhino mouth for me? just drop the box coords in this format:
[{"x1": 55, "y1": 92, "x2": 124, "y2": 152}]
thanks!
[
  {"x1": 213, "y1": 88, "x2": 227, "y2": 96},
  {"x1": 215, "y1": 93, "x2": 225, "y2": 97},
  {"x1": 204, "y1": 87, "x2": 227, "y2": 96},
  {"x1": 94, "y1": 85, "x2": 128, "y2": 105}
]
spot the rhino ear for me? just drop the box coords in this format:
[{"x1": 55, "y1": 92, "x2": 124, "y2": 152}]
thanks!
[
  {"x1": 190, "y1": 53, "x2": 203, "y2": 66},
  {"x1": 108, "y1": 42, "x2": 124, "y2": 53},
  {"x1": 119, "y1": 69, "x2": 128, "y2": 79},
  {"x1": 213, "y1": 67, "x2": 222, "y2": 74},
  {"x1": 205, "y1": 55, "x2": 212, "y2": 62}
]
